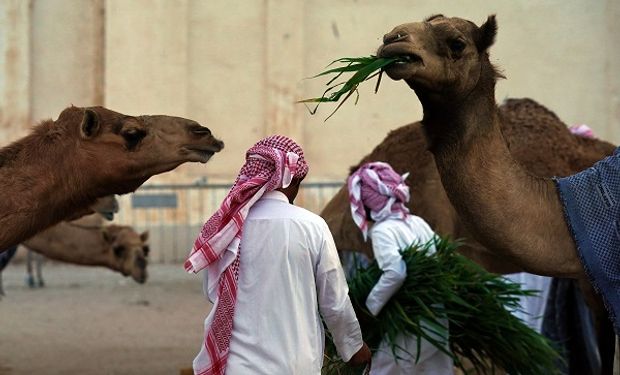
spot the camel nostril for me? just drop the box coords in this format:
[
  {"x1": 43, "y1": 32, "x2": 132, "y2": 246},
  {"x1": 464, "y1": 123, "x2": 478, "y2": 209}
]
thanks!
[{"x1": 383, "y1": 32, "x2": 408, "y2": 45}]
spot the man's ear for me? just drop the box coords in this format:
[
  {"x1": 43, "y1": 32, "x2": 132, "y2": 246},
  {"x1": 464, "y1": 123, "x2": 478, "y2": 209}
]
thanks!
[{"x1": 475, "y1": 15, "x2": 497, "y2": 52}]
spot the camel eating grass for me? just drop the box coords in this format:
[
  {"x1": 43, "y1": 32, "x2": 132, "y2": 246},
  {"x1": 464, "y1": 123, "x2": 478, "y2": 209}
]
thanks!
[
  {"x1": 315, "y1": 14, "x2": 618, "y2": 374},
  {"x1": 0, "y1": 106, "x2": 224, "y2": 251}
]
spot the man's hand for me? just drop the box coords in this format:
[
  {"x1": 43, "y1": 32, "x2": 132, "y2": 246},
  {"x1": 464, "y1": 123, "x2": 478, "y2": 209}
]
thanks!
[{"x1": 347, "y1": 342, "x2": 371, "y2": 367}]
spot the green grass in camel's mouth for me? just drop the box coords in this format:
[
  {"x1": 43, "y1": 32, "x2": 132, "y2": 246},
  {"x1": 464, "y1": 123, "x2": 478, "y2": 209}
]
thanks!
[{"x1": 298, "y1": 55, "x2": 406, "y2": 121}]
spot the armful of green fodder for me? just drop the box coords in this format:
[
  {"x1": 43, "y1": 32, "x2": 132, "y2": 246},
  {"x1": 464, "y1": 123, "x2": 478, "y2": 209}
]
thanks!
[{"x1": 322, "y1": 237, "x2": 561, "y2": 375}]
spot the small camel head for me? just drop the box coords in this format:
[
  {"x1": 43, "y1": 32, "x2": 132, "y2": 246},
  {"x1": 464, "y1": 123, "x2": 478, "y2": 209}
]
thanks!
[
  {"x1": 55, "y1": 106, "x2": 224, "y2": 195},
  {"x1": 88, "y1": 195, "x2": 119, "y2": 221},
  {"x1": 61, "y1": 195, "x2": 119, "y2": 222},
  {"x1": 378, "y1": 14, "x2": 498, "y2": 102},
  {"x1": 102, "y1": 225, "x2": 149, "y2": 284}
]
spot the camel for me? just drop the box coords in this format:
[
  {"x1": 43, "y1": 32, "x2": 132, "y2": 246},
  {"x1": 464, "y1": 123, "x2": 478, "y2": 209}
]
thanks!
[
  {"x1": 22, "y1": 214, "x2": 150, "y2": 284},
  {"x1": 321, "y1": 98, "x2": 617, "y2": 273},
  {"x1": 320, "y1": 98, "x2": 616, "y2": 374},
  {"x1": 0, "y1": 106, "x2": 224, "y2": 251},
  {"x1": 371, "y1": 14, "x2": 616, "y2": 373},
  {"x1": 0, "y1": 195, "x2": 121, "y2": 295}
]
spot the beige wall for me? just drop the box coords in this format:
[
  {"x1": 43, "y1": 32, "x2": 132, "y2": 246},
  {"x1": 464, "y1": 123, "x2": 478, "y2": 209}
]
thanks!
[{"x1": 1, "y1": 0, "x2": 619, "y2": 184}]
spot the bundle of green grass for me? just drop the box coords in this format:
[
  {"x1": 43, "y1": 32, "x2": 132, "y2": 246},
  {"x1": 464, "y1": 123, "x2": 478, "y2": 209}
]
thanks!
[
  {"x1": 322, "y1": 237, "x2": 560, "y2": 375},
  {"x1": 299, "y1": 56, "x2": 403, "y2": 120}
]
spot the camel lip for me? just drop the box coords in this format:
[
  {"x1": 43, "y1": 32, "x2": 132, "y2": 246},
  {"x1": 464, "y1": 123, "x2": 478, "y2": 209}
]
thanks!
[
  {"x1": 184, "y1": 147, "x2": 219, "y2": 163},
  {"x1": 378, "y1": 45, "x2": 424, "y2": 80},
  {"x1": 378, "y1": 44, "x2": 423, "y2": 65}
]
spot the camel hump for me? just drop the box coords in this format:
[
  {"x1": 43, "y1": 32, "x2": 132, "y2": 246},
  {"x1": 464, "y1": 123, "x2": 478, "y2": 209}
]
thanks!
[{"x1": 500, "y1": 98, "x2": 562, "y2": 124}]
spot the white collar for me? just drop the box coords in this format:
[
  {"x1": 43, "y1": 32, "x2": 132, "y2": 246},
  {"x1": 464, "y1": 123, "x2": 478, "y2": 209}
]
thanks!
[{"x1": 261, "y1": 190, "x2": 290, "y2": 203}]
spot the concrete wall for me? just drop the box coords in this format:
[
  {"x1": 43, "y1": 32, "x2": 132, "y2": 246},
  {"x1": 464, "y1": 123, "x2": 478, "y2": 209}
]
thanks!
[{"x1": 1, "y1": 0, "x2": 619, "y2": 184}]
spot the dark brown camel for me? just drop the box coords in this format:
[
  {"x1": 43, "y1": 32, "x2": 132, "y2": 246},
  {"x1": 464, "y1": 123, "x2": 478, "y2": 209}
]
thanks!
[
  {"x1": 0, "y1": 106, "x2": 224, "y2": 251},
  {"x1": 371, "y1": 14, "x2": 614, "y2": 374}
]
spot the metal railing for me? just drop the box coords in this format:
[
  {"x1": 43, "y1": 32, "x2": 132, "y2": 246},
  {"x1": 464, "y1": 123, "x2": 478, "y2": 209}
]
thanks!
[{"x1": 114, "y1": 181, "x2": 343, "y2": 263}]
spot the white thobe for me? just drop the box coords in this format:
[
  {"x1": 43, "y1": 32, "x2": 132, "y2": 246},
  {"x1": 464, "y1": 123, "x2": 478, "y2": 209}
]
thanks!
[
  {"x1": 367, "y1": 215, "x2": 453, "y2": 375},
  {"x1": 505, "y1": 272, "x2": 552, "y2": 333},
  {"x1": 195, "y1": 191, "x2": 363, "y2": 375}
]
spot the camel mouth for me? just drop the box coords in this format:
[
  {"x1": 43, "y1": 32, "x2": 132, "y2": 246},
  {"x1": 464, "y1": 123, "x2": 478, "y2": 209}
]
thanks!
[
  {"x1": 378, "y1": 45, "x2": 423, "y2": 80},
  {"x1": 392, "y1": 53, "x2": 423, "y2": 65},
  {"x1": 184, "y1": 147, "x2": 221, "y2": 163}
]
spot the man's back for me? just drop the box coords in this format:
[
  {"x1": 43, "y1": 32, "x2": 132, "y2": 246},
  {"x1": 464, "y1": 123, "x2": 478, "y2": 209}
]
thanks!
[{"x1": 225, "y1": 191, "x2": 357, "y2": 374}]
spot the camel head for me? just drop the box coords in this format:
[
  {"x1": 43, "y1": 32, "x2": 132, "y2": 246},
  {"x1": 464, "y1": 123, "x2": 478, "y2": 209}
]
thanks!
[
  {"x1": 102, "y1": 225, "x2": 149, "y2": 284},
  {"x1": 54, "y1": 106, "x2": 224, "y2": 195},
  {"x1": 62, "y1": 195, "x2": 120, "y2": 222},
  {"x1": 377, "y1": 14, "x2": 499, "y2": 105},
  {"x1": 90, "y1": 195, "x2": 119, "y2": 221}
]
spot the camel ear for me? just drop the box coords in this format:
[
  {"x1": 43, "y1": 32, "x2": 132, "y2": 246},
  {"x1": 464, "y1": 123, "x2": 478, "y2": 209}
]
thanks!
[
  {"x1": 80, "y1": 109, "x2": 100, "y2": 138},
  {"x1": 102, "y1": 228, "x2": 113, "y2": 243},
  {"x1": 475, "y1": 15, "x2": 497, "y2": 52},
  {"x1": 140, "y1": 231, "x2": 149, "y2": 243}
]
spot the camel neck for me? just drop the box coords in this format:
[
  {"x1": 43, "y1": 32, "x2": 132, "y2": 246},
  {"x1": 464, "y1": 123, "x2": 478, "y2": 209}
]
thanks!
[
  {"x1": 0, "y1": 129, "x2": 98, "y2": 248},
  {"x1": 418, "y1": 62, "x2": 577, "y2": 276}
]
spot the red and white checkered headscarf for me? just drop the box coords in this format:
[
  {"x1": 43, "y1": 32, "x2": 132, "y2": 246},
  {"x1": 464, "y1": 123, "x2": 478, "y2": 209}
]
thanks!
[
  {"x1": 347, "y1": 161, "x2": 410, "y2": 241},
  {"x1": 186, "y1": 135, "x2": 308, "y2": 375}
]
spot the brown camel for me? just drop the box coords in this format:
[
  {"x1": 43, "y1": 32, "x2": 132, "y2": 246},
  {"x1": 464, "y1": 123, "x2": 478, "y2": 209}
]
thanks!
[
  {"x1": 0, "y1": 106, "x2": 224, "y2": 251},
  {"x1": 370, "y1": 14, "x2": 615, "y2": 373},
  {"x1": 372, "y1": 14, "x2": 587, "y2": 277},
  {"x1": 23, "y1": 214, "x2": 150, "y2": 284},
  {"x1": 320, "y1": 99, "x2": 616, "y2": 374},
  {"x1": 0, "y1": 195, "x2": 121, "y2": 294},
  {"x1": 321, "y1": 98, "x2": 617, "y2": 274}
]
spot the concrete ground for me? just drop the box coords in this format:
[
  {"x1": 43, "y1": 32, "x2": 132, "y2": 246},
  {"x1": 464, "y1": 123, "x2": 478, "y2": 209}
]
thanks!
[{"x1": 0, "y1": 262, "x2": 212, "y2": 375}]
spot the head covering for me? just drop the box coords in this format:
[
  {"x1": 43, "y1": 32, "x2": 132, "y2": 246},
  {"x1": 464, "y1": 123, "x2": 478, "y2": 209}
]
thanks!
[
  {"x1": 569, "y1": 124, "x2": 596, "y2": 139},
  {"x1": 347, "y1": 161, "x2": 410, "y2": 241},
  {"x1": 185, "y1": 135, "x2": 308, "y2": 375}
]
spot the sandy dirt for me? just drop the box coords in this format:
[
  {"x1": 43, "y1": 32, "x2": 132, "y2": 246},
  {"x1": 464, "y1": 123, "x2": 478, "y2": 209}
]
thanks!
[{"x1": 0, "y1": 262, "x2": 212, "y2": 375}]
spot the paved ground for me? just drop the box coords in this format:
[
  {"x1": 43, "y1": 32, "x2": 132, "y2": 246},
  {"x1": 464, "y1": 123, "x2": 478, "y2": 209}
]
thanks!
[{"x1": 0, "y1": 262, "x2": 212, "y2": 375}]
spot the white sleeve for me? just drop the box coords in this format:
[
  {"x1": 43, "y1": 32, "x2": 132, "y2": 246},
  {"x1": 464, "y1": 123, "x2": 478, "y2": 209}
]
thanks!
[
  {"x1": 365, "y1": 228, "x2": 407, "y2": 316},
  {"x1": 316, "y1": 222, "x2": 364, "y2": 362}
]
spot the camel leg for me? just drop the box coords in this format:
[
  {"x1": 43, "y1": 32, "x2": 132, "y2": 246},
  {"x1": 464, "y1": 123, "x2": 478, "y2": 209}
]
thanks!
[
  {"x1": 25, "y1": 250, "x2": 35, "y2": 288},
  {"x1": 614, "y1": 337, "x2": 619, "y2": 375},
  {"x1": 598, "y1": 317, "x2": 616, "y2": 375},
  {"x1": 35, "y1": 253, "x2": 44, "y2": 288},
  {"x1": 0, "y1": 271, "x2": 4, "y2": 297},
  {"x1": 579, "y1": 278, "x2": 615, "y2": 375}
]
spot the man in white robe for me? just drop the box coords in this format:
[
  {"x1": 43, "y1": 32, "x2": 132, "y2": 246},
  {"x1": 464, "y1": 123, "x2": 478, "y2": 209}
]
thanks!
[
  {"x1": 186, "y1": 135, "x2": 371, "y2": 375},
  {"x1": 348, "y1": 161, "x2": 453, "y2": 375}
]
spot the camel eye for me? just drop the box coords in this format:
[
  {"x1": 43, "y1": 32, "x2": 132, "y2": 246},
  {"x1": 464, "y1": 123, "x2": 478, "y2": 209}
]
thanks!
[
  {"x1": 448, "y1": 39, "x2": 466, "y2": 53},
  {"x1": 122, "y1": 129, "x2": 146, "y2": 149},
  {"x1": 113, "y1": 245, "x2": 126, "y2": 258}
]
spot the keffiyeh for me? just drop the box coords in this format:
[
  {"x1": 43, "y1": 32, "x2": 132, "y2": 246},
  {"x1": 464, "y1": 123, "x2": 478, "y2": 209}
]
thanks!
[
  {"x1": 185, "y1": 135, "x2": 308, "y2": 375},
  {"x1": 347, "y1": 161, "x2": 411, "y2": 240}
]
